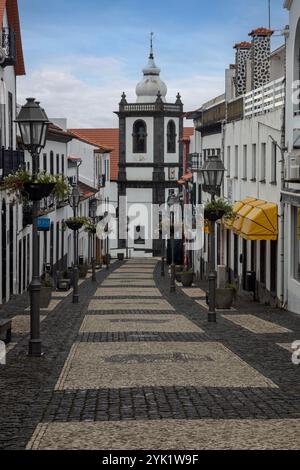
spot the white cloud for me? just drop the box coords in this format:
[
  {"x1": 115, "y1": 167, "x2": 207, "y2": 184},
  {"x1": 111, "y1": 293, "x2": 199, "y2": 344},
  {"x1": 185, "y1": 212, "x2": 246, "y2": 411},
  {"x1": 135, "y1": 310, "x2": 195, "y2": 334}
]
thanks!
[{"x1": 17, "y1": 56, "x2": 225, "y2": 128}]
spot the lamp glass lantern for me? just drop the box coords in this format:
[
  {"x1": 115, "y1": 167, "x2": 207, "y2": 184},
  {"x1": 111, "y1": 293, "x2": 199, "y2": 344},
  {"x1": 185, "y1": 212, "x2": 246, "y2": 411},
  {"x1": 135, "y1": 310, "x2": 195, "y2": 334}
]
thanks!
[
  {"x1": 16, "y1": 98, "x2": 49, "y2": 155},
  {"x1": 200, "y1": 156, "x2": 225, "y2": 194},
  {"x1": 69, "y1": 185, "x2": 81, "y2": 209},
  {"x1": 89, "y1": 197, "x2": 97, "y2": 218},
  {"x1": 167, "y1": 192, "x2": 179, "y2": 208}
]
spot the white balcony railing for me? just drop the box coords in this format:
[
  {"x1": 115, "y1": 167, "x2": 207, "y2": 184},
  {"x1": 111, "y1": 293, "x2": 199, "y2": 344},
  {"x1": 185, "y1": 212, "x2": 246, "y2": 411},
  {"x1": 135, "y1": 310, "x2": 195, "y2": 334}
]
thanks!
[{"x1": 244, "y1": 77, "x2": 285, "y2": 118}]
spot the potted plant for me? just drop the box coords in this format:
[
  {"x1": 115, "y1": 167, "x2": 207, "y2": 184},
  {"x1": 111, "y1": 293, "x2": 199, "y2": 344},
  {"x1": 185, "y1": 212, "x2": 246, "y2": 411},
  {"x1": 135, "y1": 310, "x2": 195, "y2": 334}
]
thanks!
[
  {"x1": 40, "y1": 279, "x2": 52, "y2": 308},
  {"x1": 65, "y1": 216, "x2": 88, "y2": 231},
  {"x1": 83, "y1": 219, "x2": 97, "y2": 234},
  {"x1": 180, "y1": 269, "x2": 194, "y2": 287},
  {"x1": 79, "y1": 261, "x2": 88, "y2": 278},
  {"x1": 3, "y1": 170, "x2": 70, "y2": 202},
  {"x1": 103, "y1": 254, "x2": 111, "y2": 265},
  {"x1": 56, "y1": 271, "x2": 71, "y2": 291},
  {"x1": 215, "y1": 283, "x2": 237, "y2": 309},
  {"x1": 204, "y1": 198, "x2": 235, "y2": 222},
  {"x1": 175, "y1": 265, "x2": 184, "y2": 282}
]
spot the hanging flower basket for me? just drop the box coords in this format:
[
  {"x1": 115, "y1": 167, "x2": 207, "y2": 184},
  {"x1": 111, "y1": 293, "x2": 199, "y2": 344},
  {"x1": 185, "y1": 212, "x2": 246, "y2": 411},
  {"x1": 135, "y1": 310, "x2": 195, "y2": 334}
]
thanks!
[
  {"x1": 22, "y1": 183, "x2": 56, "y2": 201},
  {"x1": 66, "y1": 220, "x2": 83, "y2": 231},
  {"x1": 204, "y1": 208, "x2": 225, "y2": 222}
]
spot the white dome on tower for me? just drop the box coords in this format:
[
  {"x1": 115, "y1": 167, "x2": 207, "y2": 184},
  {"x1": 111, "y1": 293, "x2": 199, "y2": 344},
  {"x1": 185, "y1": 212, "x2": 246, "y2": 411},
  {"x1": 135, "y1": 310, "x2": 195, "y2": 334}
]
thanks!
[{"x1": 136, "y1": 39, "x2": 167, "y2": 103}]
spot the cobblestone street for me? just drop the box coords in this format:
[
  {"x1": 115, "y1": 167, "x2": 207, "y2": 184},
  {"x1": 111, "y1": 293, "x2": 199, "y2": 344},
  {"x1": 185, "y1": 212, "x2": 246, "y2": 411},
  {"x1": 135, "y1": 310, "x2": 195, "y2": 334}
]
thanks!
[{"x1": 1, "y1": 259, "x2": 300, "y2": 450}]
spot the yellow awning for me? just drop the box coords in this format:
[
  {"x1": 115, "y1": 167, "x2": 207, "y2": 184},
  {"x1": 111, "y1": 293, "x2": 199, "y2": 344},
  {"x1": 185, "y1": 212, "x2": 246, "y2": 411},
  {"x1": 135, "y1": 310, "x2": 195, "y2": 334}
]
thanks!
[
  {"x1": 230, "y1": 198, "x2": 278, "y2": 241},
  {"x1": 223, "y1": 200, "x2": 249, "y2": 230},
  {"x1": 233, "y1": 199, "x2": 266, "y2": 234}
]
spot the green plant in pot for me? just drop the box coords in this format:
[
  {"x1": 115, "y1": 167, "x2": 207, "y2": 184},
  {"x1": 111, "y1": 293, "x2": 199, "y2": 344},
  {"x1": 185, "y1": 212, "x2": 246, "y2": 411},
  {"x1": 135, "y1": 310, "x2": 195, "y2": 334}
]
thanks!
[
  {"x1": 65, "y1": 216, "x2": 88, "y2": 231},
  {"x1": 83, "y1": 219, "x2": 97, "y2": 234},
  {"x1": 180, "y1": 269, "x2": 194, "y2": 287},
  {"x1": 204, "y1": 198, "x2": 236, "y2": 223},
  {"x1": 79, "y1": 261, "x2": 88, "y2": 279},
  {"x1": 4, "y1": 170, "x2": 70, "y2": 202},
  {"x1": 215, "y1": 282, "x2": 237, "y2": 309},
  {"x1": 175, "y1": 265, "x2": 184, "y2": 282}
]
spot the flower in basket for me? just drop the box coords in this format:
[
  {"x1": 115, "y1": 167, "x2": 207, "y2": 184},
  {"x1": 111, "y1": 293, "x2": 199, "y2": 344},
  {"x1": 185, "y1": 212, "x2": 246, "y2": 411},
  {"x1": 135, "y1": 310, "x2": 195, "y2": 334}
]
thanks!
[
  {"x1": 65, "y1": 216, "x2": 89, "y2": 230},
  {"x1": 3, "y1": 170, "x2": 70, "y2": 202},
  {"x1": 204, "y1": 198, "x2": 236, "y2": 222},
  {"x1": 83, "y1": 219, "x2": 97, "y2": 234}
]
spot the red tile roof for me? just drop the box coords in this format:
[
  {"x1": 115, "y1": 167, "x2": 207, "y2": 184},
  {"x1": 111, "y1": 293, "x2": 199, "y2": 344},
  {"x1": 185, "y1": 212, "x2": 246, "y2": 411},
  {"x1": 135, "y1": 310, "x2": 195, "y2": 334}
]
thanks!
[
  {"x1": 70, "y1": 127, "x2": 196, "y2": 181},
  {"x1": 48, "y1": 122, "x2": 73, "y2": 140},
  {"x1": 78, "y1": 181, "x2": 97, "y2": 201},
  {"x1": 234, "y1": 41, "x2": 252, "y2": 49},
  {"x1": 249, "y1": 27, "x2": 274, "y2": 37},
  {"x1": 0, "y1": 0, "x2": 25, "y2": 76}
]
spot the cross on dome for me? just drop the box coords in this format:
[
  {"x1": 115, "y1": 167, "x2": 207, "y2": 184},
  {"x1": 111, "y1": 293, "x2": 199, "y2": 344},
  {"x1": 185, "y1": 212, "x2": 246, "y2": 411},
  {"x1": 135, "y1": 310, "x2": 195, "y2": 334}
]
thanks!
[{"x1": 135, "y1": 33, "x2": 168, "y2": 103}]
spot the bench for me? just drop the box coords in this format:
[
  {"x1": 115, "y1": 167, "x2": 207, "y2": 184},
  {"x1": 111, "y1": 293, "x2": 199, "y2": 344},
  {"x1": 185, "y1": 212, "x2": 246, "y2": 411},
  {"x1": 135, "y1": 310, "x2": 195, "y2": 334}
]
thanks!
[{"x1": 0, "y1": 319, "x2": 12, "y2": 344}]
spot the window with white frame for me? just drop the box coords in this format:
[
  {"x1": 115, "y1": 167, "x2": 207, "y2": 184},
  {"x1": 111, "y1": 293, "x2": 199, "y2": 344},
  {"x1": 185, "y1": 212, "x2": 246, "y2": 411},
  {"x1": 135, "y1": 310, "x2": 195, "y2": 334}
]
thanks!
[
  {"x1": 251, "y1": 144, "x2": 256, "y2": 180},
  {"x1": 227, "y1": 146, "x2": 231, "y2": 177},
  {"x1": 293, "y1": 207, "x2": 300, "y2": 282},
  {"x1": 234, "y1": 145, "x2": 238, "y2": 178},
  {"x1": 261, "y1": 143, "x2": 266, "y2": 182},
  {"x1": 271, "y1": 142, "x2": 277, "y2": 183},
  {"x1": 243, "y1": 145, "x2": 247, "y2": 180}
]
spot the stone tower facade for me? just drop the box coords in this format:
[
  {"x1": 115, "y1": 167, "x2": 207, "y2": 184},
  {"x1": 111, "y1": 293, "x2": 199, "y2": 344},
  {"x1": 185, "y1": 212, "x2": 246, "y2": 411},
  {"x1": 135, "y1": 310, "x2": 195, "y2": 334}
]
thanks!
[
  {"x1": 234, "y1": 42, "x2": 252, "y2": 96},
  {"x1": 249, "y1": 28, "x2": 274, "y2": 90}
]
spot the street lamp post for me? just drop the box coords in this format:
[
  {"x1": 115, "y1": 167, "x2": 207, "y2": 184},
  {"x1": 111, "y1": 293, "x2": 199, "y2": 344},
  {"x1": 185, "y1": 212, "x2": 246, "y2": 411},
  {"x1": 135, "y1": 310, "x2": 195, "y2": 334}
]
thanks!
[
  {"x1": 69, "y1": 185, "x2": 81, "y2": 303},
  {"x1": 200, "y1": 156, "x2": 225, "y2": 323},
  {"x1": 167, "y1": 193, "x2": 179, "y2": 293},
  {"x1": 161, "y1": 237, "x2": 165, "y2": 277},
  {"x1": 89, "y1": 197, "x2": 97, "y2": 282},
  {"x1": 16, "y1": 98, "x2": 49, "y2": 357}
]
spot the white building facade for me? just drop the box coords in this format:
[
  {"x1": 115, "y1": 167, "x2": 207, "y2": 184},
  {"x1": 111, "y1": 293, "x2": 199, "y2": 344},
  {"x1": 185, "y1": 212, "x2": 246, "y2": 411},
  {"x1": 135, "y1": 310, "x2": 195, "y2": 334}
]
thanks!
[
  {"x1": 0, "y1": 0, "x2": 26, "y2": 304},
  {"x1": 187, "y1": 26, "x2": 287, "y2": 309},
  {"x1": 282, "y1": 0, "x2": 300, "y2": 314}
]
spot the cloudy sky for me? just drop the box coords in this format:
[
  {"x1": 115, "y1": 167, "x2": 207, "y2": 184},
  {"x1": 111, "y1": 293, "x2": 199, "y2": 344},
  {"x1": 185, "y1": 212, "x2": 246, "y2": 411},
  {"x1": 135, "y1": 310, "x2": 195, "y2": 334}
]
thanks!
[{"x1": 17, "y1": 0, "x2": 287, "y2": 128}]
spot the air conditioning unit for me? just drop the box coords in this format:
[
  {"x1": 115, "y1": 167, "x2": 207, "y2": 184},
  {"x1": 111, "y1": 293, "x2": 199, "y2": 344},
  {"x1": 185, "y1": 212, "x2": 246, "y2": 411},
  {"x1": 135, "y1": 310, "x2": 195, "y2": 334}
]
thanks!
[{"x1": 285, "y1": 154, "x2": 300, "y2": 182}]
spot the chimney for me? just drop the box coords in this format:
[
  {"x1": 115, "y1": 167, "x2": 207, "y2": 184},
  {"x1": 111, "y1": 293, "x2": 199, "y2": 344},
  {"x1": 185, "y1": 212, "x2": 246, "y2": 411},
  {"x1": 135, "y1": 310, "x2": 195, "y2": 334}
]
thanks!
[
  {"x1": 234, "y1": 42, "x2": 252, "y2": 96},
  {"x1": 249, "y1": 28, "x2": 274, "y2": 90}
]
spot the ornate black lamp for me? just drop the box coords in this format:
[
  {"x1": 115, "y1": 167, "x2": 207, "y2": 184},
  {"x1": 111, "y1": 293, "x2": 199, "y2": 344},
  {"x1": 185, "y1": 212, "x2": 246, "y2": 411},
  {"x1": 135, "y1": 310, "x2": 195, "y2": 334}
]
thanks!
[
  {"x1": 69, "y1": 184, "x2": 81, "y2": 303},
  {"x1": 167, "y1": 192, "x2": 180, "y2": 293},
  {"x1": 89, "y1": 197, "x2": 97, "y2": 282},
  {"x1": 200, "y1": 156, "x2": 225, "y2": 323},
  {"x1": 15, "y1": 98, "x2": 49, "y2": 357}
]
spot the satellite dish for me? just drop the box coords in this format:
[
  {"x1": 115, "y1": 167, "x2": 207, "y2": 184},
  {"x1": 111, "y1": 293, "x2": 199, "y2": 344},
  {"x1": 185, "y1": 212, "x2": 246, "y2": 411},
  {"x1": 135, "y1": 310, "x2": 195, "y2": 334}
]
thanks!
[{"x1": 0, "y1": 47, "x2": 6, "y2": 65}]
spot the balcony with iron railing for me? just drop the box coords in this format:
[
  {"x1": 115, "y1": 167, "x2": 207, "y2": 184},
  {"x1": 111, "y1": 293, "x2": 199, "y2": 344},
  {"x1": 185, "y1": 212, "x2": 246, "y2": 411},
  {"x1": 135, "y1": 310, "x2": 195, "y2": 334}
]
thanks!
[
  {"x1": 0, "y1": 148, "x2": 25, "y2": 180},
  {"x1": 0, "y1": 27, "x2": 16, "y2": 67}
]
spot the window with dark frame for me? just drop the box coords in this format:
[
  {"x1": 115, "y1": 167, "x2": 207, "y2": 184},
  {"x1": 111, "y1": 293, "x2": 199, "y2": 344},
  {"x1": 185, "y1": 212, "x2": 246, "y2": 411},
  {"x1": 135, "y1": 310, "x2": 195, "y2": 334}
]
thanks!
[
  {"x1": 56, "y1": 154, "x2": 60, "y2": 174},
  {"x1": 133, "y1": 120, "x2": 147, "y2": 153},
  {"x1": 8, "y1": 91, "x2": 13, "y2": 149},
  {"x1": 260, "y1": 240, "x2": 266, "y2": 284},
  {"x1": 61, "y1": 155, "x2": 65, "y2": 175},
  {"x1": 167, "y1": 120, "x2": 176, "y2": 153},
  {"x1": 50, "y1": 151, "x2": 54, "y2": 175},
  {"x1": 43, "y1": 153, "x2": 47, "y2": 172}
]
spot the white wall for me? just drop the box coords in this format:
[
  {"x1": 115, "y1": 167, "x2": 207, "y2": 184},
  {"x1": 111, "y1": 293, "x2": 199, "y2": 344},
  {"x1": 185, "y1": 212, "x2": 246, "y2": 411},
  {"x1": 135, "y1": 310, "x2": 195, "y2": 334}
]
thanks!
[{"x1": 68, "y1": 138, "x2": 98, "y2": 188}]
